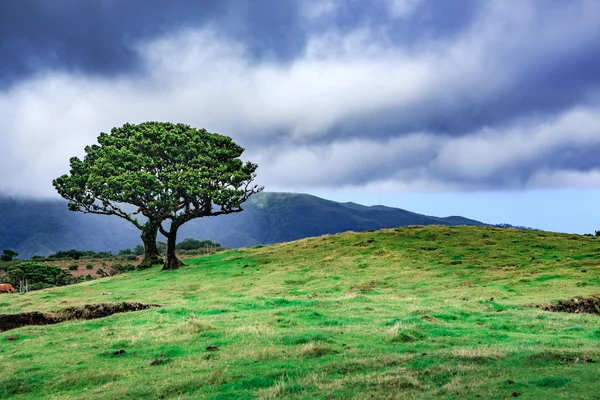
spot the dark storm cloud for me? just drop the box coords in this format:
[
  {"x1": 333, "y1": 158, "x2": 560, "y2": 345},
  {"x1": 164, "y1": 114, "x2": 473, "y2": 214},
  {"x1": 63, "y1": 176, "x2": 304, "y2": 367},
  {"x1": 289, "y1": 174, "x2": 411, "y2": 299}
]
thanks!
[
  {"x1": 0, "y1": 0, "x2": 304, "y2": 88},
  {"x1": 1, "y1": 0, "x2": 600, "y2": 196},
  {"x1": 0, "y1": 0, "x2": 482, "y2": 89}
]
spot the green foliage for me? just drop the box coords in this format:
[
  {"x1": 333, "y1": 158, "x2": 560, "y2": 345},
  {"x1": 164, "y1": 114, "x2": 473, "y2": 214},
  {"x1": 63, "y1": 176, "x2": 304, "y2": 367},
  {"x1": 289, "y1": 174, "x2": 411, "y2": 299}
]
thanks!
[
  {"x1": 85, "y1": 264, "x2": 94, "y2": 270},
  {"x1": 133, "y1": 245, "x2": 144, "y2": 256},
  {"x1": 68, "y1": 264, "x2": 79, "y2": 271},
  {"x1": 96, "y1": 268, "x2": 108, "y2": 277},
  {"x1": 1, "y1": 249, "x2": 18, "y2": 262},
  {"x1": 47, "y1": 249, "x2": 112, "y2": 260},
  {"x1": 3, "y1": 262, "x2": 72, "y2": 289},
  {"x1": 1, "y1": 226, "x2": 600, "y2": 399},
  {"x1": 117, "y1": 248, "x2": 142, "y2": 260},
  {"x1": 110, "y1": 263, "x2": 136, "y2": 274},
  {"x1": 176, "y1": 238, "x2": 221, "y2": 250},
  {"x1": 48, "y1": 249, "x2": 85, "y2": 260},
  {"x1": 156, "y1": 241, "x2": 167, "y2": 255},
  {"x1": 52, "y1": 121, "x2": 262, "y2": 270}
]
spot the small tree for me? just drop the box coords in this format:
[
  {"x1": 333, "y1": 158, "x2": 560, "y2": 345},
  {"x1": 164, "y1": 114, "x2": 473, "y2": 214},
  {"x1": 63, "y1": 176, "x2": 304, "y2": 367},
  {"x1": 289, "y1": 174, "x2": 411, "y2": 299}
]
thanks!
[
  {"x1": 177, "y1": 238, "x2": 203, "y2": 250},
  {"x1": 53, "y1": 122, "x2": 262, "y2": 270},
  {"x1": 1, "y1": 249, "x2": 18, "y2": 262},
  {"x1": 133, "y1": 244, "x2": 145, "y2": 256}
]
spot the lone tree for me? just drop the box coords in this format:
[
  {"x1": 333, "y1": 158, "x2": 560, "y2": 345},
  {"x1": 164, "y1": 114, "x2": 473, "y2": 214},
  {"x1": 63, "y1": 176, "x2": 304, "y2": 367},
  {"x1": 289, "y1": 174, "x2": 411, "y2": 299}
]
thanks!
[
  {"x1": 53, "y1": 121, "x2": 262, "y2": 270},
  {"x1": 1, "y1": 249, "x2": 18, "y2": 262}
]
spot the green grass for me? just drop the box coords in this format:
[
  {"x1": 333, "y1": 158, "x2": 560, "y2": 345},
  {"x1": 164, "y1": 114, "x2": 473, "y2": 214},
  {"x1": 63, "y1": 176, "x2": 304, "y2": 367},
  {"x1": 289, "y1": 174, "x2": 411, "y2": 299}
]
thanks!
[{"x1": 1, "y1": 226, "x2": 600, "y2": 399}]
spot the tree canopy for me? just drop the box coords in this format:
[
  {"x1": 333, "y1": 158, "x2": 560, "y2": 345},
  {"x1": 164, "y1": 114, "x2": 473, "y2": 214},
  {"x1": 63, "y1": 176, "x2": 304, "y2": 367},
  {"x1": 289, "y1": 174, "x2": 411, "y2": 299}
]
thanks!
[
  {"x1": 1, "y1": 249, "x2": 18, "y2": 262},
  {"x1": 176, "y1": 238, "x2": 221, "y2": 251},
  {"x1": 53, "y1": 121, "x2": 262, "y2": 270}
]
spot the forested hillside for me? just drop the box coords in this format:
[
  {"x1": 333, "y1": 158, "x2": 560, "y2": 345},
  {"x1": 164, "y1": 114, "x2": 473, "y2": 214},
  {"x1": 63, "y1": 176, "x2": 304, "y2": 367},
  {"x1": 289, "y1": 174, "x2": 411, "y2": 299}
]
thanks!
[{"x1": 0, "y1": 192, "x2": 485, "y2": 258}]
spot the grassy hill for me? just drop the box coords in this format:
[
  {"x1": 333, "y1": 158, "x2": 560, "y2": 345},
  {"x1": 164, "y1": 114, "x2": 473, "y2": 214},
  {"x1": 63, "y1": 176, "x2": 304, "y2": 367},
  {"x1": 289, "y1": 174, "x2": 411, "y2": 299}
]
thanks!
[
  {"x1": 1, "y1": 226, "x2": 599, "y2": 399},
  {"x1": 0, "y1": 192, "x2": 486, "y2": 258}
]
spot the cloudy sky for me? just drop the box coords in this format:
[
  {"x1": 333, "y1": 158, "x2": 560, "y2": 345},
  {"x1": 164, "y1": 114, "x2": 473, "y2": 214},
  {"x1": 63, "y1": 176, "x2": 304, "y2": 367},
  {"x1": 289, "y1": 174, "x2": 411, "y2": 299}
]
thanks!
[{"x1": 1, "y1": 0, "x2": 600, "y2": 233}]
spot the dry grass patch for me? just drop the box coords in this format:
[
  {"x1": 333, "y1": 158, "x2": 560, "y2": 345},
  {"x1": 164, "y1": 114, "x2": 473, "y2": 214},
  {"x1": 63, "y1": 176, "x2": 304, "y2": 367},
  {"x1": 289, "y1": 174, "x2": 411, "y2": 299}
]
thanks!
[
  {"x1": 230, "y1": 323, "x2": 274, "y2": 336},
  {"x1": 176, "y1": 315, "x2": 216, "y2": 334},
  {"x1": 451, "y1": 346, "x2": 507, "y2": 362},
  {"x1": 299, "y1": 342, "x2": 339, "y2": 358}
]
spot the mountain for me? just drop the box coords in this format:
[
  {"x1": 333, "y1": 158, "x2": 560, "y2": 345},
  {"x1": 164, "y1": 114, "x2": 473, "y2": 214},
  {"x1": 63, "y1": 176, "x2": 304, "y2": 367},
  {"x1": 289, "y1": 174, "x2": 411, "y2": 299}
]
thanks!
[{"x1": 0, "y1": 192, "x2": 486, "y2": 258}]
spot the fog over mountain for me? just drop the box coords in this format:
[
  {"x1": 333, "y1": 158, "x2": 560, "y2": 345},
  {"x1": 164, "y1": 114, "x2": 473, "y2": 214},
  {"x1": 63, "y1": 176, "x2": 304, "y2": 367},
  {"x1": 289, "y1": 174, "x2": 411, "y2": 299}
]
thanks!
[
  {"x1": 0, "y1": 192, "x2": 486, "y2": 259},
  {"x1": 1, "y1": 1, "x2": 599, "y2": 232}
]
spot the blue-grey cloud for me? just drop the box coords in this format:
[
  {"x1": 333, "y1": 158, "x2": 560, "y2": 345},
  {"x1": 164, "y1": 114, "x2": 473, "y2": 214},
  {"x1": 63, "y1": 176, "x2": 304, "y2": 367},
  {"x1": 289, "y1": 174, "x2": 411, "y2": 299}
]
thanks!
[{"x1": 0, "y1": 0, "x2": 599, "y2": 197}]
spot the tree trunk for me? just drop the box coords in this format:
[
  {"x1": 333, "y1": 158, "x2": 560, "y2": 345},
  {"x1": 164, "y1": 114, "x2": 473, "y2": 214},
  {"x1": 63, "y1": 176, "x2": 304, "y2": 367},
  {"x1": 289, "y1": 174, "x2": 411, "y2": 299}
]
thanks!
[
  {"x1": 137, "y1": 222, "x2": 163, "y2": 270},
  {"x1": 162, "y1": 225, "x2": 184, "y2": 270}
]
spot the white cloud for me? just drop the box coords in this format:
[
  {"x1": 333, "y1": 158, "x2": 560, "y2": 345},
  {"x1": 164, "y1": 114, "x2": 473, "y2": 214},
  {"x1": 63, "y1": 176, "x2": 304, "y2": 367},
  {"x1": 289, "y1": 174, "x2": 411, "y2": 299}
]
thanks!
[
  {"x1": 385, "y1": 0, "x2": 422, "y2": 18},
  {"x1": 434, "y1": 107, "x2": 600, "y2": 183},
  {"x1": 300, "y1": 0, "x2": 341, "y2": 21},
  {"x1": 1, "y1": 1, "x2": 600, "y2": 197}
]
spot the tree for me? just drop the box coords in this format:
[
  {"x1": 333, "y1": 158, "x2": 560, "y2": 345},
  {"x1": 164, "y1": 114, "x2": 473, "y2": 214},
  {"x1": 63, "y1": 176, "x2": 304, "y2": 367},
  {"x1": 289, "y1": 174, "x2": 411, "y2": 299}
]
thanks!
[
  {"x1": 53, "y1": 121, "x2": 262, "y2": 270},
  {"x1": 177, "y1": 238, "x2": 221, "y2": 251},
  {"x1": 134, "y1": 245, "x2": 145, "y2": 256},
  {"x1": 177, "y1": 238, "x2": 217, "y2": 250},
  {"x1": 54, "y1": 156, "x2": 163, "y2": 269},
  {"x1": 1, "y1": 249, "x2": 18, "y2": 262}
]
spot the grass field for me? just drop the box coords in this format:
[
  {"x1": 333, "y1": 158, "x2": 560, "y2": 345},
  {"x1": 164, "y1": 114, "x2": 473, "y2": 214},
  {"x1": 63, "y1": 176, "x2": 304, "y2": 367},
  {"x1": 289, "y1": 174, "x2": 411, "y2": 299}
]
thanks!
[{"x1": 1, "y1": 226, "x2": 600, "y2": 399}]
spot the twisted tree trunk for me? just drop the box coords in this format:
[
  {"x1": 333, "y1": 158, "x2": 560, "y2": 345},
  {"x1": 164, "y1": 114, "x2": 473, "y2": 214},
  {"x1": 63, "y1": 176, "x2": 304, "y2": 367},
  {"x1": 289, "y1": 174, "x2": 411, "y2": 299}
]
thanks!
[
  {"x1": 162, "y1": 223, "x2": 184, "y2": 270},
  {"x1": 137, "y1": 221, "x2": 163, "y2": 269}
]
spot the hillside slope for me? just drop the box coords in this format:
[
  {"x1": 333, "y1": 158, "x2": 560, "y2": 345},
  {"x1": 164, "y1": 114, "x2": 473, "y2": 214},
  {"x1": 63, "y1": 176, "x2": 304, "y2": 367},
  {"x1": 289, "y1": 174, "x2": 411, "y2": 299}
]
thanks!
[
  {"x1": 1, "y1": 226, "x2": 599, "y2": 399},
  {"x1": 0, "y1": 192, "x2": 486, "y2": 258}
]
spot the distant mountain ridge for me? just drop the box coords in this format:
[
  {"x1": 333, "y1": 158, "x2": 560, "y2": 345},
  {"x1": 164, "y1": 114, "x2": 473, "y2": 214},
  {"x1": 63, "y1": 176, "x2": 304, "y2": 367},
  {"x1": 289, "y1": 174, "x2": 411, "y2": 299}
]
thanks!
[{"x1": 0, "y1": 192, "x2": 487, "y2": 259}]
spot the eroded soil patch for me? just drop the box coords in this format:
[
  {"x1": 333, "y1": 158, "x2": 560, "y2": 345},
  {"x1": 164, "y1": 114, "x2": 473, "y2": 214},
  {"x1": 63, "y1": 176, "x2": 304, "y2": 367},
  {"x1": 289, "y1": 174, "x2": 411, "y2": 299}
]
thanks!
[
  {"x1": 535, "y1": 296, "x2": 600, "y2": 315},
  {"x1": 0, "y1": 302, "x2": 160, "y2": 332}
]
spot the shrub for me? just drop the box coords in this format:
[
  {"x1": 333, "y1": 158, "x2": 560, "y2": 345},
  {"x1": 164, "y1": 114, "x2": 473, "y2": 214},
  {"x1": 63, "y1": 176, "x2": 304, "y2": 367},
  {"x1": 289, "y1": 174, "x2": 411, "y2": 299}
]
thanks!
[
  {"x1": 48, "y1": 249, "x2": 113, "y2": 260},
  {"x1": 176, "y1": 238, "x2": 221, "y2": 251},
  {"x1": 96, "y1": 268, "x2": 108, "y2": 277},
  {"x1": 121, "y1": 263, "x2": 135, "y2": 272},
  {"x1": 1, "y1": 249, "x2": 18, "y2": 262},
  {"x1": 68, "y1": 264, "x2": 79, "y2": 271},
  {"x1": 108, "y1": 263, "x2": 136, "y2": 276},
  {"x1": 28, "y1": 282, "x2": 56, "y2": 291},
  {"x1": 126, "y1": 255, "x2": 137, "y2": 261},
  {"x1": 118, "y1": 248, "x2": 134, "y2": 256},
  {"x1": 3, "y1": 262, "x2": 72, "y2": 290},
  {"x1": 86, "y1": 264, "x2": 94, "y2": 270},
  {"x1": 134, "y1": 245, "x2": 144, "y2": 256}
]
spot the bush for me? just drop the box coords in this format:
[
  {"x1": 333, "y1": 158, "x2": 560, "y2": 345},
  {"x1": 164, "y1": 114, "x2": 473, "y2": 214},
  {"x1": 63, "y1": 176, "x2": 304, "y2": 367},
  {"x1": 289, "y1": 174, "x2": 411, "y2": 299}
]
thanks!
[
  {"x1": 1, "y1": 249, "x2": 18, "y2": 262},
  {"x1": 118, "y1": 248, "x2": 133, "y2": 255},
  {"x1": 48, "y1": 249, "x2": 113, "y2": 260},
  {"x1": 28, "y1": 282, "x2": 56, "y2": 291},
  {"x1": 176, "y1": 238, "x2": 221, "y2": 251},
  {"x1": 96, "y1": 268, "x2": 108, "y2": 277},
  {"x1": 108, "y1": 263, "x2": 136, "y2": 276},
  {"x1": 86, "y1": 264, "x2": 94, "y2": 270},
  {"x1": 3, "y1": 262, "x2": 73, "y2": 290},
  {"x1": 90, "y1": 251, "x2": 113, "y2": 259},
  {"x1": 68, "y1": 264, "x2": 79, "y2": 271},
  {"x1": 122, "y1": 263, "x2": 135, "y2": 272},
  {"x1": 134, "y1": 245, "x2": 144, "y2": 256},
  {"x1": 126, "y1": 255, "x2": 137, "y2": 261}
]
